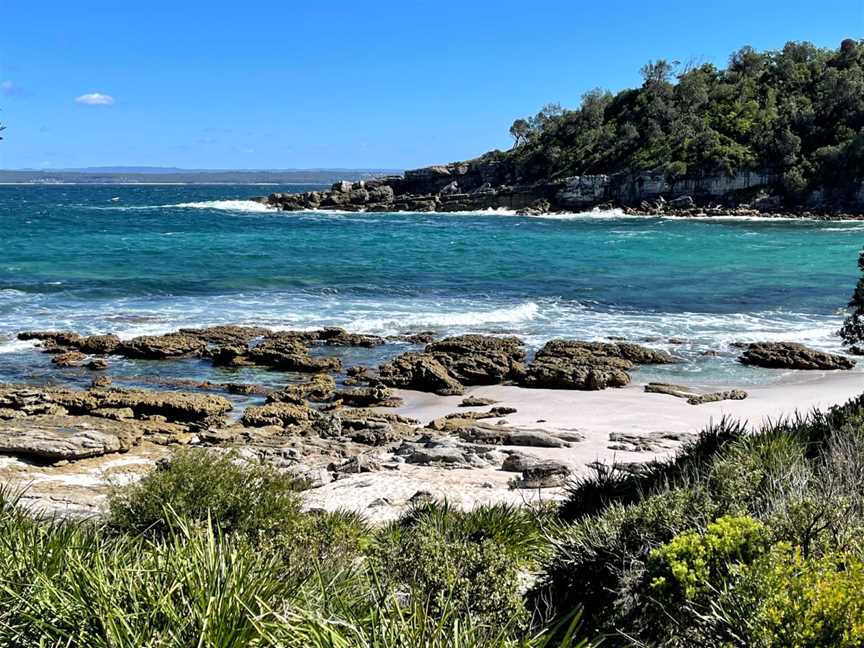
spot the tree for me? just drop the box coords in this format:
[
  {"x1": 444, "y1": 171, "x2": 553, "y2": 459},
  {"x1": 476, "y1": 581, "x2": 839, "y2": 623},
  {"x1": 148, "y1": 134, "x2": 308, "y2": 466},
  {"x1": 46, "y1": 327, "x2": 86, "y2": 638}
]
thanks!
[
  {"x1": 508, "y1": 119, "x2": 531, "y2": 148},
  {"x1": 840, "y1": 250, "x2": 864, "y2": 350},
  {"x1": 640, "y1": 59, "x2": 674, "y2": 87}
]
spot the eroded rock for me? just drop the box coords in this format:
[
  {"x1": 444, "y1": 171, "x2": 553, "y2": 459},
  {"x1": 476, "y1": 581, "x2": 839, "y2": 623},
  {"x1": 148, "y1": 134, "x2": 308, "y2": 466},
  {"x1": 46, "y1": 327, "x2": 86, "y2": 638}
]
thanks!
[{"x1": 738, "y1": 342, "x2": 856, "y2": 370}]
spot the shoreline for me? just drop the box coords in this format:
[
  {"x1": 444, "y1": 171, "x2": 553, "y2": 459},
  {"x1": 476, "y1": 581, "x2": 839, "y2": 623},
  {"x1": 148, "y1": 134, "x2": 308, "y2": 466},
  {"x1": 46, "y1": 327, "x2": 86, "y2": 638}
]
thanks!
[{"x1": 303, "y1": 370, "x2": 864, "y2": 520}]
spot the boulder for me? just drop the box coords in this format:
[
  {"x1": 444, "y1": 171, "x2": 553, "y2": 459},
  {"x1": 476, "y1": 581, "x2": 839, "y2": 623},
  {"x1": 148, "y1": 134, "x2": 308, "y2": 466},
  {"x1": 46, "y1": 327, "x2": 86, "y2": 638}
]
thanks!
[
  {"x1": 738, "y1": 342, "x2": 856, "y2": 370},
  {"x1": 426, "y1": 334, "x2": 526, "y2": 384},
  {"x1": 0, "y1": 415, "x2": 143, "y2": 461},
  {"x1": 515, "y1": 460, "x2": 571, "y2": 488},
  {"x1": 501, "y1": 451, "x2": 541, "y2": 472},
  {"x1": 377, "y1": 352, "x2": 464, "y2": 395},
  {"x1": 521, "y1": 340, "x2": 632, "y2": 390}
]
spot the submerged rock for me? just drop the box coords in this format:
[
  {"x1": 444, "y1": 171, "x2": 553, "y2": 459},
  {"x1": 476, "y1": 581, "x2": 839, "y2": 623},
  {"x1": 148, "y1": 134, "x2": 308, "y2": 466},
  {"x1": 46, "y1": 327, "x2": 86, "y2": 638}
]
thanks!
[{"x1": 738, "y1": 342, "x2": 856, "y2": 370}]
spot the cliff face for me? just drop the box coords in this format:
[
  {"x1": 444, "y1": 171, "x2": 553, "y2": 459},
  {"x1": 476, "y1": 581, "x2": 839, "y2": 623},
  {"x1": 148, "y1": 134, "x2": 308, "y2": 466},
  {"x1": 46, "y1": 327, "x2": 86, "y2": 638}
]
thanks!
[{"x1": 258, "y1": 157, "x2": 864, "y2": 216}]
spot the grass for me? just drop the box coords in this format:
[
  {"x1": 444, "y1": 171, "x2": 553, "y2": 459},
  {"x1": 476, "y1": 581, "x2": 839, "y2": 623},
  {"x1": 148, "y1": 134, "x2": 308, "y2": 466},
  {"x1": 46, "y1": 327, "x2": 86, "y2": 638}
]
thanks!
[{"x1": 0, "y1": 455, "x2": 592, "y2": 647}]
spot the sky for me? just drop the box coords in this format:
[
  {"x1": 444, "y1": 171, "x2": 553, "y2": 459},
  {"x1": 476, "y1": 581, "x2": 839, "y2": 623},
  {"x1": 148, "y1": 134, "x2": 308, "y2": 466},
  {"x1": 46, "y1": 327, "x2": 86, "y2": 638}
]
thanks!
[{"x1": 0, "y1": 0, "x2": 862, "y2": 170}]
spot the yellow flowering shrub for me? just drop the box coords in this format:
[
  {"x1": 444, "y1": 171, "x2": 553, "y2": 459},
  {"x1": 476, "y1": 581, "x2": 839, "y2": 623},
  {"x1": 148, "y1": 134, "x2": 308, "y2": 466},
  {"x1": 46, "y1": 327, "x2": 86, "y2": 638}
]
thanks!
[
  {"x1": 648, "y1": 514, "x2": 770, "y2": 599},
  {"x1": 742, "y1": 544, "x2": 864, "y2": 647}
]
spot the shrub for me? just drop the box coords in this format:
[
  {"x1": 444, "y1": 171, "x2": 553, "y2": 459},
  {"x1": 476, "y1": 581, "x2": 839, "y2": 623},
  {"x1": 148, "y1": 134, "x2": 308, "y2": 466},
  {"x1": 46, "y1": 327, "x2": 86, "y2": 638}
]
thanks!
[
  {"x1": 539, "y1": 487, "x2": 715, "y2": 634},
  {"x1": 716, "y1": 544, "x2": 864, "y2": 647},
  {"x1": 107, "y1": 448, "x2": 304, "y2": 537},
  {"x1": 371, "y1": 502, "x2": 547, "y2": 634},
  {"x1": 647, "y1": 515, "x2": 770, "y2": 601}
]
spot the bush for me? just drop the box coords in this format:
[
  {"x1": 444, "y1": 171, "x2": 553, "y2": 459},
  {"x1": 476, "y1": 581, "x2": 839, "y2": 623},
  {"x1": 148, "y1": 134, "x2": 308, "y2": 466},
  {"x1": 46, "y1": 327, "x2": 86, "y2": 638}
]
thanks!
[
  {"x1": 107, "y1": 448, "x2": 304, "y2": 537},
  {"x1": 716, "y1": 544, "x2": 864, "y2": 647},
  {"x1": 647, "y1": 515, "x2": 770, "y2": 601},
  {"x1": 371, "y1": 502, "x2": 549, "y2": 635},
  {"x1": 539, "y1": 487, "x2": 715, "y2": 634}
]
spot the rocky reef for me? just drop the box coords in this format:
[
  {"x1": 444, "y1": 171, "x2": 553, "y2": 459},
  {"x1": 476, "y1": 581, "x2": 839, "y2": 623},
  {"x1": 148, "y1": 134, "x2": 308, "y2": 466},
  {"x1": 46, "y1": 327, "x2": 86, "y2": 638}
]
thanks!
[{"x1": 253, "y1": 156, "x2": 864, "y2": 218}]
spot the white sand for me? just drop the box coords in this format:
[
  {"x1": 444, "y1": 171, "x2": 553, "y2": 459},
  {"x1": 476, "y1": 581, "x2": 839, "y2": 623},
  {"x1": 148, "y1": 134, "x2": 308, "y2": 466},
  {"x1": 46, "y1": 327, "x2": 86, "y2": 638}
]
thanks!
[{"x1": 304, "y1": 370, "x2": 864, "y2": 521}]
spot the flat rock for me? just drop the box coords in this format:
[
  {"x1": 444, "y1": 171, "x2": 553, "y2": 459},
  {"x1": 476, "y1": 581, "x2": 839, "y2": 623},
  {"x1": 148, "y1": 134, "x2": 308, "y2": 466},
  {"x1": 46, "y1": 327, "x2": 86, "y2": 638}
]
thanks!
[
  {"x1": 459, "y1": 396, "x2": 499, "y2": 407},
  {"x1": 116, "y1": 333, "x2": 207, "y2": 359},
  {"x1": 0, "y1": 415, "x2": 144, "y2": 461},
  {"x1": 458, "y1": 424, "x2": 575, "y2": 448}
]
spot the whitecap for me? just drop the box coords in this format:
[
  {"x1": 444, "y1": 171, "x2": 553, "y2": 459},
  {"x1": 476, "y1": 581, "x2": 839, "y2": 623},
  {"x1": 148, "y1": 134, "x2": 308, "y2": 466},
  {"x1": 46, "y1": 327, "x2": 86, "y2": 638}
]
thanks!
[{"x1": 169, "y1": 200, "x2": 275, "y2": 213}]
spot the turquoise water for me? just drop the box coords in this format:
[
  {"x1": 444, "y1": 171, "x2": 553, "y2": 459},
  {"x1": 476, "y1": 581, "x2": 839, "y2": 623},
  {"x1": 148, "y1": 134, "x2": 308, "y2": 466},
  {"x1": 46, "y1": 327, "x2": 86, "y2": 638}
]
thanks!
[{"x1": 1, "y1": 184, "x2": 863, "y2": 387}]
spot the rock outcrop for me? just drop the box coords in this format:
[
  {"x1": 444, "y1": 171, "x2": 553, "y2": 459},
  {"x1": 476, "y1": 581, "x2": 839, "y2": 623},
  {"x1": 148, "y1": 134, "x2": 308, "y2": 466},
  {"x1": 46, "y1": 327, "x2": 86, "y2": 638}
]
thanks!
[
  {"x1": 377, "y1": 352, "x2": 464, "y2": 395},
  {"x1": 252, "y1": 156, "x2": 864, "y2": 217},
  {"x1": 0, "y1": 415, "x2": 144, "y2": 461},
  {"x1": 738, "y1": 342, "x2": 856, "y2": 370},
  {"x1": 520, "y1": 340, "x2": 676, "y2": 390}
]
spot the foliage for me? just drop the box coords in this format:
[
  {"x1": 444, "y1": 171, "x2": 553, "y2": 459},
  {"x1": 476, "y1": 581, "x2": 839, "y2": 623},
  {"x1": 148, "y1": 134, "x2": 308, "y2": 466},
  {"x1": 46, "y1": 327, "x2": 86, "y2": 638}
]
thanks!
[
  {"x1": 647, "y1": 515, "x2": 770, "y2": 600},
  {"x1": 503, "y1": 39, "x2": 864, "y2": 199},
  {"x1": 371, "y1": 502, "x2": 555, "y2": 635},
  {"x1": 107, "y1": 447, "x2": 305, "y2": 537},
  {"x1": 840, "y1": 249, "x2": 864, "y2": 347},
  {"x1": 715, "y1": 544, "x2": 864, "y2": 647},
  {"x1": 542, "y1": 393, "x2": 864, "y2": 645},
  {"x1": 0, "y1": 485, "x2": 593, "y2": 647}
]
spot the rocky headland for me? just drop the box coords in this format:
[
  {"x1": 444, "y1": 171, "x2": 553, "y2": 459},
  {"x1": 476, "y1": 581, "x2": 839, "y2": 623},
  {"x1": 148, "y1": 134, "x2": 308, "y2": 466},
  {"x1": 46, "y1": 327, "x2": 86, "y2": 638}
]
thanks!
[{"x1": 254, "y1": 157, "x2": 864, "y2": 218}]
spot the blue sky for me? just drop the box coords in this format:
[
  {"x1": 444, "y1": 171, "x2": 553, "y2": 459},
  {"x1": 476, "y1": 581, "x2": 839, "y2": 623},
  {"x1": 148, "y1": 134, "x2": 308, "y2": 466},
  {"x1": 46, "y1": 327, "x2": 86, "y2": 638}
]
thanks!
[{"x1": 1, "y1": 0, "x2": 861, "y2": 170}]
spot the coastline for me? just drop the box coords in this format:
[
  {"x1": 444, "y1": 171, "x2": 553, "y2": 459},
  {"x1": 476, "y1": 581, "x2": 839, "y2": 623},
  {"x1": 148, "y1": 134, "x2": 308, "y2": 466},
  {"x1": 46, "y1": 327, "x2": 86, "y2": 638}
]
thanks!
[{"x1": 299, "y1": 370, "x2": 864, "y2": 520}]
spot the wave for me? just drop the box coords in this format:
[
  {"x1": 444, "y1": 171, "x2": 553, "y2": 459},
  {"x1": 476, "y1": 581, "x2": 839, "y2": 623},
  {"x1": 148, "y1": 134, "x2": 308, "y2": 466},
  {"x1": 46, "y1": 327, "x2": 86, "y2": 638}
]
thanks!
[
  {"x1": 169, "y1": 200, "x2": 275, "y2": 213},
  {"x1": 346, "y1": 301, "x2": 540, "y2": 332}
]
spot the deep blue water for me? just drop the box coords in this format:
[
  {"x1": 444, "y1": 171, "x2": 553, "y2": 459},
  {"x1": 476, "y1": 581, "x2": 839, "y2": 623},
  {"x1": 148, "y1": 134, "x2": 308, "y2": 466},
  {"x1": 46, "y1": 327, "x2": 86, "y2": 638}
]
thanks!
[{"x1": 1, "y1": 184, "x2": 863, "y2": 387}]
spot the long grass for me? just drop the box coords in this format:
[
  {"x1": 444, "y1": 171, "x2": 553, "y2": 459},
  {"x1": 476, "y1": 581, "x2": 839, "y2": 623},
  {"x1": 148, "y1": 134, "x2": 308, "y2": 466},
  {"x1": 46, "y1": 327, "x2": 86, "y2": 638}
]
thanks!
[{"x1": 0, "y1": 465, "x2": 593, "y2": 647}]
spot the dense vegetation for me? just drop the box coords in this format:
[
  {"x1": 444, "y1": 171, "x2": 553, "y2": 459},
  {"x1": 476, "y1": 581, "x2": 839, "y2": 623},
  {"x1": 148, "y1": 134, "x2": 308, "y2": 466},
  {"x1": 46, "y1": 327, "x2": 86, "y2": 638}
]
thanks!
[
  {"x1": 503, "y1": 39, "x2": 864, "y2": 198},
  {"x1": 5, "y1": 393, "x2": 864, "y2": 644}
]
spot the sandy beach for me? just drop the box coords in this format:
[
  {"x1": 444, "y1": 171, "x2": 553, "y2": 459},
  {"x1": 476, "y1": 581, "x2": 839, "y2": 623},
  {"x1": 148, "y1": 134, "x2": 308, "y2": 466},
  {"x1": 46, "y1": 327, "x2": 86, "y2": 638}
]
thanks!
[{"x1": 303, "y1": 370, "x2": 864, "y2": 520}]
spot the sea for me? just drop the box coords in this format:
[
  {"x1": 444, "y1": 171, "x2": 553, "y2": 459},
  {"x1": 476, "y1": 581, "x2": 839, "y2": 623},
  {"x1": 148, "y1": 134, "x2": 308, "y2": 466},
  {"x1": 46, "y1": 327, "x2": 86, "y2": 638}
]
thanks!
[{"x1": 1, "y1": 183, "x2": 862, "y2": 391}]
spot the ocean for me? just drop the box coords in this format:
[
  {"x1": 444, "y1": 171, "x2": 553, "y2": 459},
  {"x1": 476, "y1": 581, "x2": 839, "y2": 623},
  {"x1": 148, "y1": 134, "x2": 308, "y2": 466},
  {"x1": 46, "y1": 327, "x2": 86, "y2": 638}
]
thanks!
[{"x1": 1, "y1": 183, "x2": 862, "y2": 390}]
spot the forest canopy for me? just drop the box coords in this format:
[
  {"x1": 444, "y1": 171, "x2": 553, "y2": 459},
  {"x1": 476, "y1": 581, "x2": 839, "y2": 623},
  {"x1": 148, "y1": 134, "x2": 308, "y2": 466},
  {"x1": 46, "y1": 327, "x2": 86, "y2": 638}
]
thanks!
[{"x1": 505, "y1": 40, "x2": 864, "y2": 195}]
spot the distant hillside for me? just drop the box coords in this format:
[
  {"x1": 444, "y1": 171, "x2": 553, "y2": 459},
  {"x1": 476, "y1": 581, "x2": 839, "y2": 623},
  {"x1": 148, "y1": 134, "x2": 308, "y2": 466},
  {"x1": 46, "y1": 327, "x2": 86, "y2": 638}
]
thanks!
[
  {"x1": 0, "y1": 168, "x2": 402, "y2": 185},
  {"x1": 494, "y1": 39, "x2": 863, "y2": 200}
]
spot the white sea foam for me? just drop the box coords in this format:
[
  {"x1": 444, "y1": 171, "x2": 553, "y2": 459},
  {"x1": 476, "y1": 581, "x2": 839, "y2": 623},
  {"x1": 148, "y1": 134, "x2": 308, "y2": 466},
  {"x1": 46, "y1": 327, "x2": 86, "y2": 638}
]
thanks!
[
  {"x1": 170, "y1": 200, "x2": 275, "y2": 213},
  {"x1": 345, "y1": 301, "x2": 540, "y2": 332}
]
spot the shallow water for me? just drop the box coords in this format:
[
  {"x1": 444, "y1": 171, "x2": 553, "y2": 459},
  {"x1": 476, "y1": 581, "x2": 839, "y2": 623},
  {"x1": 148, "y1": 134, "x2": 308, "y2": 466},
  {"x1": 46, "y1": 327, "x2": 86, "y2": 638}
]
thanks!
[{"x1": 2, "y1": 184, "x2": 862, "y2": 387}]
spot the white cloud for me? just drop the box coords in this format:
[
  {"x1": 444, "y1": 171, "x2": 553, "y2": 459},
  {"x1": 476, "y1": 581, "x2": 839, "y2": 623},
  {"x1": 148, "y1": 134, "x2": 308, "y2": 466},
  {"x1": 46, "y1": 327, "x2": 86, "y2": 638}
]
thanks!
[
  {"x1": 75, "y1": 92, "x2": 114, "y2": 106},
  {"x1": 1, "y1": 81, "x2": 22, "y2": 96}
]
